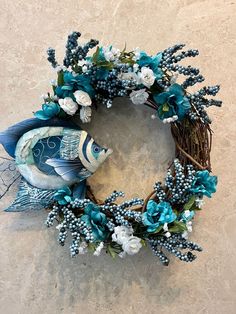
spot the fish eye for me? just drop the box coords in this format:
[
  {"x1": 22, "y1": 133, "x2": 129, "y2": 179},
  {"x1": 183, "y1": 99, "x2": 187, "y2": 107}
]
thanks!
[{"x1": 93, "y1": 145, "x2": 101, "y2": 153}]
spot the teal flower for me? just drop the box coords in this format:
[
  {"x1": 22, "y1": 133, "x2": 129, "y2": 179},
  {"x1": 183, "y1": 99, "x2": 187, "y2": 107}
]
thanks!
[
  {"x1": 137, "y1": 52, "x2": 163, "y2": 79},
  {"x1": 54, "y1": 187, "x2": 72, "y2": 205},
  {"x1": 55, "y1": 71, "x2": 95, "y2": 99},
  {"x1": 142, "y1": 200, "x2": 177, "y2": 233},
  {"x1": 190, "y1": 170, "x2": 218, "y2": 198},
  {"x1": 81, "y1": 203, "x2": 108, "y2": 241},
  {"x1": 153, "y1": 83, "x2": 191, "y2": 121},
  {"x1": 34, "y1": 102, "x2": 60, "y2": 120}
]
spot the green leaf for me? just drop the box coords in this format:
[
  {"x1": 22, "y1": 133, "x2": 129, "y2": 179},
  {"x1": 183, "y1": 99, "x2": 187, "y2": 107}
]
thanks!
[
  {"x1": 141, "y1": 239, "x2": 147, "y2": 247},
  {"x1": 57, "y1": 71, "x2": 64, "y2": 86},
  {"x1": 107, "y1": 244, "x2": 117, "y2": 259},
  {"x1": 168, "y1": 221, "x2": 187, "y2": 233},
  {"x1": 92, "y1": 46, "x2": 100, "y2": 63},
  {"x1": 88, "y1": 243, "x2": 96, "y2": 252},
  {"x1": 184, "y1": 195, "x2": 196, "y2": 211}
]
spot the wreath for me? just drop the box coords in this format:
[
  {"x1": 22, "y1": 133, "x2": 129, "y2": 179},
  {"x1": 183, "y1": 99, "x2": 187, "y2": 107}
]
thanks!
[{"x1": 0, "y1": 31, "x2": 221, "y2": 265}]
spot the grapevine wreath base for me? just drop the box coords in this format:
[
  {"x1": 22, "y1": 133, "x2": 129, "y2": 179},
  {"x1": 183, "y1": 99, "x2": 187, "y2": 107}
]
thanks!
[{"x1": 0, "y1": 31, "x2": 221, "y2": 265}]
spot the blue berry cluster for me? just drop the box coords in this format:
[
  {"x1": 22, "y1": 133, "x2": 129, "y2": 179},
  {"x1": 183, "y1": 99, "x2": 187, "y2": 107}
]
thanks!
[
  {"x1": 63, "y1": 31, "x2": 99, "y2": 68},
  {"x1": 149, "y1": 233, "x2": 202, "y2": 266},
  {"x1": 165, "y1": 159, "x2": 196, "y2": 204}
]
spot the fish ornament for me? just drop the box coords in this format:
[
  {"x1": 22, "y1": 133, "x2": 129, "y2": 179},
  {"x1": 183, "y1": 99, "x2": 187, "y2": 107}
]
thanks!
[{"x1": 0, "y1": 118, "x2": 112, "y2": 211}]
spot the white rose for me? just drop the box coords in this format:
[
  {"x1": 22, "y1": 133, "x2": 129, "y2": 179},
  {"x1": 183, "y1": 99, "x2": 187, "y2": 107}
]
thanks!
[
  {"x1": 74, "y1": 90, "x2": 92, "y2": 107},
  {"x1": 138, "y1": 67, "x2": 155, "y2": 88},
  {"x1": 80, "y1": 106, "x2": 92, "y2": 123},
  {"x1": 93, "y1": 242, "x2": 104, "y2": 256},
  {"x1": 58, "y1": 97, "x2": 78, "y2": 115},
  {"x1": 122, "y1": 236, "x2": 142, "y2": 255},
  {"x1": 130, "y1": 89, "x2": 149, "y2": 105},
  {"x1": 111, "y1": 226, "x2": 133, "y2": 245}
]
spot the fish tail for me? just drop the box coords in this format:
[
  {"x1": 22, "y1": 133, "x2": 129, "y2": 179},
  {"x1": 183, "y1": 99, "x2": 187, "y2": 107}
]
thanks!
[{"x1": 5, "y1": 179, "x2": 56, "y2": 212}]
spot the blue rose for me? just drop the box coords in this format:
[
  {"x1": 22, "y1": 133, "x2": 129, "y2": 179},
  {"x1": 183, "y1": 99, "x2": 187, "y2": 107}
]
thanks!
[
  {"x1": 54, "y1": 186, "x2": 72, "y2": 205},
  {"x1": 153, "y1": 83, "x2": 191, "y2": 121},
  {"x1": 137, "y1": 51, "x2": 163, "y2": 79},
  {"x1": 142, "y1": 200, "x2": 177, "y2": 233},
  {"x1": 81, "y1": 203, "x2": 108, "y2": 241},
  {"x1": 190, "y1": 170, "x2": 217, "y2": 198},
  {"x1": 34, "y1": 102, "x2": 60, "y2": 120}
]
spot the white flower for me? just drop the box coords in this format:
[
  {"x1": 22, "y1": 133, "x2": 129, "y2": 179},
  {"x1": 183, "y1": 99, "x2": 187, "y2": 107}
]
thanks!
[
  {"x1": 186, "y1": 221, "x2": 193, "y2": 232},
  {"x1": 133, "y1": 47, "x2": 141, "y2": 61},
  {"x1": 133, "y1": 63, "x2": 139, "y2": 72},
  {"x1": 40, "y1": 94, "x2": 48, "y2": 100},
  {"x1": 56, "y1": 223, "x2": 63, "y2": 230},
  {"x1": 93, "y1": 242, "x2": 104, "y2": 256},
  {"x1": 138, "y1": 67, "x2": 155, "y2": 88},
  {"x1": 182, "y1": 231, "x2": 188, "y2": 239},
  {"x1": 196, "y1": 198, "x2": 204, "y2": 208},
  {"x1": 55, "y1": 65, "x2": 66, "y2": 72},
  {"x1": 50, "y1": 79, "x2": 57, "y2": 86},
  {"x1": 122, "y1": 236, "x2": 142, "y2": 255},
  {"x1": 118, "y1": 251, "x2": 126, "y2": 258},
  {"x1": 151, "y1": 114, "x2": 157, "y2": 120},
  {"x1": 74, "y1": 90, "x2": 92, "y2": 107},
  {"x1": 163, "y1": 223, "x2": 169, "y2": 232},
  {"x1": 58, "y1": 97, "x2": 78, "y2": 115},
  {"x1": 80, "y1": 106, "x2": 92, "y2": 123},
  {"x1": 111, "y1": 226, "x2": 133, "y2": 245},
  {"x1": 78, "y1": 241, "x2": 88, "y2": 255},
  {"x1": 102, "y1": 46, "x2": 120, "y2": 62},
  {"x1": 165, "y1": 232, "x2": 171, "y2": 238},
  {"x1": 163, "y1": 115, "x2": 178, "y2": 124},
  {"x1": 130, "y1": 89, "x2": 149, "y2": 105}
]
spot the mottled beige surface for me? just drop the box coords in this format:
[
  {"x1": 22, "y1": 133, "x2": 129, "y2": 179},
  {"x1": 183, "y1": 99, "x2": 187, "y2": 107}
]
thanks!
[{"x1": 0, "y1": 0, "x2": 236, "y2": 313}]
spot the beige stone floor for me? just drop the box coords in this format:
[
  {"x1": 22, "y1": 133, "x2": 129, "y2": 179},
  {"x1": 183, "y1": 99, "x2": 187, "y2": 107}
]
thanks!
[{"x1": 0, "y1": 0, "x2": 236, "y2": 313}]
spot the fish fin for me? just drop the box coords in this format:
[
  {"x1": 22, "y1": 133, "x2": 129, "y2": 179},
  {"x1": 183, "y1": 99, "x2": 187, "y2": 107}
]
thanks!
[
  {"x1": 0, "y1": 117, "x2": 80, "y2": 158},
  {"x1": 5, "y1": 179, "x2": 55, "y2": 212},
  {"x1": 46, "y1": 158, "x2": 85, "y2": 181},
  {"x1": 72, "y1": 180, "x2": 87, "y2": 199}
]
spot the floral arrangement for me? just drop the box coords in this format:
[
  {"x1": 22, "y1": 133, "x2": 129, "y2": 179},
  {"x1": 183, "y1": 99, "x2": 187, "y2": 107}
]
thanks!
[{"x1": 0, "y1": 31, "x2": 221, "y2": 266}]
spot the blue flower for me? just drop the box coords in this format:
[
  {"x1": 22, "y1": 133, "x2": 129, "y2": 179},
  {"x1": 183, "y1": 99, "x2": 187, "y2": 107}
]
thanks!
[
  {"x1": 190, "y1": 170, "x2": 218, "y2": 198},
  {"x1": 137, "y1": 51, "x2": 163, "y2": 79},
  {"x1": 34, "y1": 102, "x2": 60, "y2": 120},
  {"x1": 81, "y1": 203, "x2": 108, "y2": 241},
  {"x1": 54, "y1": 186, "x2": 72, "y2": 205},
  {"x1": 142, "y1": 200, "x2": 177, "y2": 233},
  {"x1": 55, "y1": 71, "x2": 95, "y2": 99},
  {"x1": 153, "y1": 83, "x2": 191, "y2": 121}
]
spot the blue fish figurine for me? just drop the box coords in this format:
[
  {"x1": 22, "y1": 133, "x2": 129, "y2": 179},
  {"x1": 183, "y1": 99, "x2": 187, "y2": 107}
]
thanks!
[{"x1": 0, "y1": 118, "x2": 112, "y2": 211}]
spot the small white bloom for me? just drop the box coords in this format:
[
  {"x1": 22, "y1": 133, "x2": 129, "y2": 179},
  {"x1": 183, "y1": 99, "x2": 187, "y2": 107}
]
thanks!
[
  {"x1": 184, "y1": 210, "x2": 191, "y2": 218},
  {"x1": 78, "y1": 241, "x2": 88, "y2": 255},
  {"x1": 170, "y1": 74, "x2": 179, "y2": 85},
  {"x1": 40, "y1": 94, "x2": 48, "y2": 100},
  {"x1": 122, "y1": 236, "x2": 142, "y2": 255},
  {"x1": 82, "y1": 65, "x2": 88, "y2": 73},
  {"x1": 182, "y1": 231, "x2": 189, "y2": 239},
  {"x1": 58, "y1": 97, "x2": 78, "y2": 115},
  {"x1": 186, "y1": 221, "x2": 193, "y2": 232},
  {"x1": 50, "y1": 79, "x2": 57, "y2": 86},
  {"x1": 55, "y1": 65, "x2": 66, "y2": 72},
  {"x1": 56, "y1": 223, "x2": 63, "y2": 230},
  {"x1": 118, "y1": 251, "x2": 126, "y2": 258},
  {"x1": 138, "y1": 67, "x2": 155, "y2": 88},
  {"x1": 51, "y1": 95, "x2": 58, "y2": 101},
  {"x1": 112, "y1": 226, "x2": 133, "y2": 245},
  {"x1": 133, "y1": 63, "x2": 139, "y2": 72},
  {"x1": 163, "y1": 223, "x2": 169, "y2": 232},
  {"x1": 133, "y1": 47, "x2": 141, "y2": 61},
  {"x1": 74, "y1": 90, "x2": 92, "y2": 107},
  {"x1": 151, "y1": 114, "x2": 157, "y2": 120},
  {"x1": 93, "y1": 242, "x2": 104, "y2": 256},
  {"x1": 165, "y1": 232, "x2": 171, "y2": 238},
  {"x1": 130, "y1": 89, "x2": 149, "y2": 105},
  {"x1": 196, "y1": 198, "x2": 204, "y2": 208},
  {"x1": 103, "y1": 46, "x2": 120, "y2": 62},
  {"x1": 163, "y1": 115, "x2": 178, "y2": 124},
  {"x1": 80, "y1": 106, "x2": 92, "y2": 123}
]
